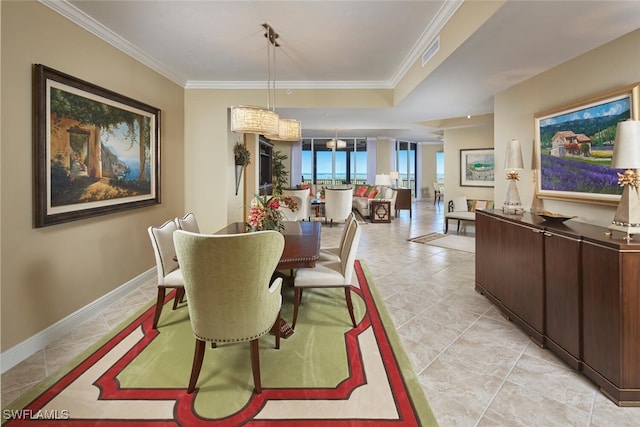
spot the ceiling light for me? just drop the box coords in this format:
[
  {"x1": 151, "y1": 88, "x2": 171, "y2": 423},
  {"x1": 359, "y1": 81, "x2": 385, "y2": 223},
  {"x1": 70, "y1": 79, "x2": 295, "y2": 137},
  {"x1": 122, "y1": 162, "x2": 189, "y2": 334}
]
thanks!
[
  {"x1": 230, "y1": 106, "x2": 279, "y2": 135},
  {"x1": 230, "y1": 23, "x2": 284, "y2": 136},
  {"x1": 326, "y1": 130, "x2": 346, "y2": 149},
  {"x1": 260, "y1": 23, "x2": 302, "y2": 142},
  {"x1": 326, "y1": 139, "x2": 346, "y2": 149}
]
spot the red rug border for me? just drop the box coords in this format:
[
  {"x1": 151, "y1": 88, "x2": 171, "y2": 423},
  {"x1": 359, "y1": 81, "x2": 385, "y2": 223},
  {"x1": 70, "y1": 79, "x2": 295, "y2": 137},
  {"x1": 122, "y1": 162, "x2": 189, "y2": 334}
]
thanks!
[{"x1": 5, "y1": 260, "x2": 423, "y2": 426}]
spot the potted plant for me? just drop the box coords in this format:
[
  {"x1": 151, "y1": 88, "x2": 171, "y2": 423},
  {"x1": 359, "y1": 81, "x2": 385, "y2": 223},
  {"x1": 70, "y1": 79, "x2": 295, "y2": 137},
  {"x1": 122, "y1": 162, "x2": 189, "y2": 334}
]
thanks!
[
  {"x1": 271, "y1": 150, "x2": 289, "y2": 196},
  {"x1": 233, "y1": 142, "x2": 251, "y2": 195},
  {"x1": 233, "y1": 142, "x2": 251, "y2": 166}
]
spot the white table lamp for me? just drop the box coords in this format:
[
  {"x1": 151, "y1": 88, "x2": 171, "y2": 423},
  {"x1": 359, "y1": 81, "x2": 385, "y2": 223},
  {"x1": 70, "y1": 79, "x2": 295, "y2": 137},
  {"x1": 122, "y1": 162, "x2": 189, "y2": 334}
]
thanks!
[
  {"x1": 608, "y1": 120, "x2": 640, "y2": 241},
  {"x1": 375, "y1": 174, "x2": 392, "y2": 187},
  {"x1": 503, "y1": 139, "x2": 525, "y2": 214}
]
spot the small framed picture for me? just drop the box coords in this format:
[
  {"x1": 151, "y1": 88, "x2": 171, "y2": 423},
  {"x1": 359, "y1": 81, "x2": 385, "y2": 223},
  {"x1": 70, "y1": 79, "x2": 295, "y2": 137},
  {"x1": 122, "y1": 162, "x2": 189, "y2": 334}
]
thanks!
[{"x1": 460, "y1": 148, "x2": 495, "y2": 187}]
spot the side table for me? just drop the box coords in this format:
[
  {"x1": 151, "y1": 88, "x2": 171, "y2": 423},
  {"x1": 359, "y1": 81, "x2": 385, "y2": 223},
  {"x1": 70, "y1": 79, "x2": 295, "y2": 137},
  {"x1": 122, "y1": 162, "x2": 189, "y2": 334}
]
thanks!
[{"x1": 370, "y1": 200, "x2": 391, "y2": 223}]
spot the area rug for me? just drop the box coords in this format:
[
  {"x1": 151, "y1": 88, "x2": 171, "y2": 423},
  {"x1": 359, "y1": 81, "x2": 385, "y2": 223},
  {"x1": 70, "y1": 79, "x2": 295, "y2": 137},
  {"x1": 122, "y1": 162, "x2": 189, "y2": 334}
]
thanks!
[
  {"x1": 409, "y1": 233, "x2": 475, "y2": 253},
  {"x1": 2, "y1": 261, "x2": 437, "y2": 426}
]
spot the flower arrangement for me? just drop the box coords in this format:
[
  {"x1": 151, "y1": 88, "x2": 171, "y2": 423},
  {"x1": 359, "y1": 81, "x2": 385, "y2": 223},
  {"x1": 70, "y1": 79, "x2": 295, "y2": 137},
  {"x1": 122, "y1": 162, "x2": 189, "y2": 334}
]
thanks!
[
  {"x1": 247, "y1": 194, "x2": 299, "y2": 232},
  {"x1": 233, "y1": 142, "x2": 251, "y2": 166}
]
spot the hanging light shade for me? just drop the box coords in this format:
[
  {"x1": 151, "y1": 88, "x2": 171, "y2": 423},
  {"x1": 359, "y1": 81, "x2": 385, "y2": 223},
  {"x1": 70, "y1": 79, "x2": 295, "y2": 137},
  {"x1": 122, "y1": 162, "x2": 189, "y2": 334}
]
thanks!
[
  {"x1": 326, "y1": 139, "x2": 346, "y2": 149},
  {"x1": 266, "y1": 118, "x2": 301, "y2": 141},
  {"x1": 230, "y1": 105, "x2": 279, "y2": 135}
]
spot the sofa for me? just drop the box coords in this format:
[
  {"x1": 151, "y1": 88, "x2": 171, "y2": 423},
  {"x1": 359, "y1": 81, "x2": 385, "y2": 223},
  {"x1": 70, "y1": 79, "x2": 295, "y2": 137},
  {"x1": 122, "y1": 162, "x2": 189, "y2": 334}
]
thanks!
[{"x1": 351, "y1": 184, "x2": 398, "y2": 218}]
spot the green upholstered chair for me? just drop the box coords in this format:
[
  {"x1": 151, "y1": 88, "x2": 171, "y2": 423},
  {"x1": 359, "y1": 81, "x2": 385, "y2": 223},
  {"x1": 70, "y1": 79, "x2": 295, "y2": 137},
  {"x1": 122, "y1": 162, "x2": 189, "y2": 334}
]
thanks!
[
  {"x1": 147, "y1": 219, "x2": 185, "y2": 329},
  {"x1": 292, "y1": 220, "x2": 361, "y2": 329},
  {"x1": 173, "y1": 230, "x2": 285, "y2": 394}
]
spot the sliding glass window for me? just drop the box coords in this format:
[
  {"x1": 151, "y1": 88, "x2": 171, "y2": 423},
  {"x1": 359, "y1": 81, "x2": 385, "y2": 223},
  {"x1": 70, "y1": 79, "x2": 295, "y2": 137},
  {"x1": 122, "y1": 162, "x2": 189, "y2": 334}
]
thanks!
[
  {"x1": 396, "y1": 141, "x2": 417, "y2": 196},
  {"x1": 302, "y1": 138, "x2": 367, "y2": 185}
]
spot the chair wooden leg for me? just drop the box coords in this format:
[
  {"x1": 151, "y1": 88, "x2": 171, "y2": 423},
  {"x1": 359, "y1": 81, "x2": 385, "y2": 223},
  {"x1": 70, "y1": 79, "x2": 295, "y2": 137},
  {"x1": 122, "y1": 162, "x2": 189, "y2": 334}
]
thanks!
[
  {"x1": 344, "y1": 287, "x2": 356, "y2": 328},
  {"x1": 292, "y1": 288, "x2": 302, "y2": 329},
  {"x1": 187, "y1": 339, "x2": 206, "y2": 393},
  {"x1": 274, "y1": 312, "x2": 281, "y2": 349},
  {"x1": 445, "y1": 219, "x2": 449, "y2": 234},
  {"x1": 457, "y1": 220, "x2": 461, "y2": 232},
  {"x1": 250, "y1": 339, "x2": 262, "y2": 394},
  {"x1": 152, "y1": 287, "x2": 166, "y2": 329},
  {"x1": 172, "y1": 287, "x2": 183, "y2": 310}
]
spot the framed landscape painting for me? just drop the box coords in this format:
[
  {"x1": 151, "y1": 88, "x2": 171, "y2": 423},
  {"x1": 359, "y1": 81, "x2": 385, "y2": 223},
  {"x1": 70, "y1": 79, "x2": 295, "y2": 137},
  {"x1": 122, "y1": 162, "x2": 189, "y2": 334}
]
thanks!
[
  {"x1": 460, "y1": 148, "x2": 495, "y2": 187},
  {"x1": 534, "y1": 84, "x2": 638, "y2": 205},
  {"x1": 33, "y1": 65, "x2": 161, "y2": 227}
]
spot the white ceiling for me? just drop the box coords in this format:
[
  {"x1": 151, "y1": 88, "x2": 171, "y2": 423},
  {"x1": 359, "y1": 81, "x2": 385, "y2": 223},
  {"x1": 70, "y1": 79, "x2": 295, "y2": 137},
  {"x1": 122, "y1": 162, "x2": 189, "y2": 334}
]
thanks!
[{"x1": 49, "y1": 0, "x2": 640, "y2": 142}]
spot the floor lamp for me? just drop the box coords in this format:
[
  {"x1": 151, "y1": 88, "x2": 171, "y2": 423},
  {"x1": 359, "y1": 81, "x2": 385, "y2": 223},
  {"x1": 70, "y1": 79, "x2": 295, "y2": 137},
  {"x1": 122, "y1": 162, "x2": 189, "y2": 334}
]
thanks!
[{"x1": 608, "y1": 119, "x2": 640, "y2": 241}]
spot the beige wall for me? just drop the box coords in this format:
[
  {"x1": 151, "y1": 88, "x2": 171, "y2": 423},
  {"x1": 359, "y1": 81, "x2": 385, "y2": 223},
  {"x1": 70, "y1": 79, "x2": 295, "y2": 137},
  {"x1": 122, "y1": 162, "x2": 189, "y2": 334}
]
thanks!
[
  {"x1": 419, "y1": 143, "x2": 444, "y2": 200},
  {"x1": 494, "y1": 28, "x2": 640, "y2": 227},
  {"x1": 1, "y1": 1, "x2": 185, "y2": 351},
  {"x1": 184, "y1": 88, "x2": 394, "y2": 232},
  {"x1": 443, "y1": 124, "x2": 495, "y2": 204}
]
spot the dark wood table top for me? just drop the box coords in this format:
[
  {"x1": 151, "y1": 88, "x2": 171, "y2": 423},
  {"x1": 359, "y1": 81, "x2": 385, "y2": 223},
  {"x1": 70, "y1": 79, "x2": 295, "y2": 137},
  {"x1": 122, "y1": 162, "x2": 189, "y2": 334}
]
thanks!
[{"x1": 215, "y1": 221, "x2": 321, "y2": 270}]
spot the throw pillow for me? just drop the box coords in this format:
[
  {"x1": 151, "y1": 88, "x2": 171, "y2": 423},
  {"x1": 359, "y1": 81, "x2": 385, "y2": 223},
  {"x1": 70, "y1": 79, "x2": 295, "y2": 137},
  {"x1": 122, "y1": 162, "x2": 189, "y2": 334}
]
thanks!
[
  {"x1": 453, "y1": 196, "x2": 468, "y2": 212},
  {"x1": 354, "y1": 185, "x2": 368, "y2": 197},
  {"x1": 364, "y1": 185, "x2": 378, "y2": 197},
  {"x1": 369, "y1": 189, "x2": 380, "y2": 199},
  {"x1": 474, "y1": 200, "x2": 488, "y2": 211},
  {"x1": 384, "y1": 187, "x2": 394, "y2": 199},
  {"x1": 299, "y1": 184, "x2": 314, "y2": 196}
]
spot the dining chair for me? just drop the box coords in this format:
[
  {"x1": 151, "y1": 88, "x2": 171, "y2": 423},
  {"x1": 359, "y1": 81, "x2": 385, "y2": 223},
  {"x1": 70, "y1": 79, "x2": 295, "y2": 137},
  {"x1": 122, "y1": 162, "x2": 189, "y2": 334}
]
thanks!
[
  {"x1": 173, "y1": 229, "x2": 285, "y2": 394},
  {"x1": 176, "y1": 212, "x2": 200, "y2": 233},
  {"x1": 324, "y1": 187, "x2": 354, "y2": 227},
  {"x1": 147, "y1": 219, "x2": 185, "y2": 329},
  {"x1": 282, "y1": 188, "x2": 310, "y2": 220},
  {"x1": 319, "y1": 212, "x2": 356, "y2": 262},
  {"x1": 279, "y1": 195, "x2": 304, "y2": 221},
  {"x1": 433, "y1": 182, "x2": 444, "y2": 205},
  {"x1": 291, "y1": 220, "x2": 361, "y2": 329}
]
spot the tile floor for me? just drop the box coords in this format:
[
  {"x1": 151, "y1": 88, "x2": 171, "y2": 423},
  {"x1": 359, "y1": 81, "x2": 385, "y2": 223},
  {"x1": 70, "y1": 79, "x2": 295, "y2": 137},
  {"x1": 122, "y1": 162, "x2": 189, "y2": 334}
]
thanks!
[{"x1": 3, "y1": 201, "x2": 640, "y2": 426}]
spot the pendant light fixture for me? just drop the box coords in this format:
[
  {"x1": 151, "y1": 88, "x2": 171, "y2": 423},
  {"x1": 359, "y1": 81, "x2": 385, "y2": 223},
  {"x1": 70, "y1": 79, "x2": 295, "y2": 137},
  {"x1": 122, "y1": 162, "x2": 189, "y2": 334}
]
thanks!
[
  {"x1": 262, "y1": 24, "x2": 301, "y2": 142},
  {"x1": 326, "y1": 130, "x2": 346, "y2": 149},
  {"x1": 230, "y1": 24, "x2": 280, "y2": 136}
]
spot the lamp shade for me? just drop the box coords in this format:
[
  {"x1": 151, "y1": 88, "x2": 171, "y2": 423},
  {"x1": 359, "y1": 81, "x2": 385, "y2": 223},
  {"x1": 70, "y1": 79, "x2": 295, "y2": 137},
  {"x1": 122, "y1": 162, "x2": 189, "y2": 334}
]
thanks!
[
  {"x1": 230, "y1": 106, "x2": 279, "y2": 135},
  {"x1": 326, "y1": 139, "x2": 346, "y2": 149},
  {"x1": 611, "y1": 120, "x2": 640, "y2": 169},
  {"x1": 389, "y1": 171, "x2": 399, "y2": 180},
  {"x1": 374, "y1": 174, "x2": 392, "y2": 186},
  {"x1": 505, "y1": 139, "x2": 524, "y2": 170},
  {"x1": 266, "y1": 118, "x2": 301, "y2": 141}
]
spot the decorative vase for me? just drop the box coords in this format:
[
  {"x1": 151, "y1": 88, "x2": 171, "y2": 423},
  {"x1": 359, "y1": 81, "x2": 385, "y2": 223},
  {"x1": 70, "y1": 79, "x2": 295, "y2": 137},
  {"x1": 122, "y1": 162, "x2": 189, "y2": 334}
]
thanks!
[{"x1": 235, "y1": 164, "x2": 244, "y2": 195}]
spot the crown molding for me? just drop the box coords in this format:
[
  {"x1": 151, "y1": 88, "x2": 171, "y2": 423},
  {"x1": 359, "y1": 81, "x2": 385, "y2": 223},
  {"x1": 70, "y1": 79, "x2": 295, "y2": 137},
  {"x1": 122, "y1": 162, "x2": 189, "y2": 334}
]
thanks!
[
  {"x1": 41, "y1": 0, "x2": 459, "y2": 91},
  {"x1": 388, "y1": 0, "x2": 463, "y2": 87},
  {"x1": 40, "y1": 0, "x2": 188, "y2": 87}
]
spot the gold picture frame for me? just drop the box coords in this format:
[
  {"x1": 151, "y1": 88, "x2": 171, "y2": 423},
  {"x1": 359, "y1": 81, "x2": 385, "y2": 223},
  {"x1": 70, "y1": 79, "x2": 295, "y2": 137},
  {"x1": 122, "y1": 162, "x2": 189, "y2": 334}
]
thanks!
[{"x1": 534, "y1": 83, "x2": 639, "y2": 205}]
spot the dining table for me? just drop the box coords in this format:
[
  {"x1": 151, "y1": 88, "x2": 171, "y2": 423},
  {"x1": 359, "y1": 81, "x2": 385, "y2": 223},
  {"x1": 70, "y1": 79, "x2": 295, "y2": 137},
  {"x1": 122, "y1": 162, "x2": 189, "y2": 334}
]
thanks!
[
  {"x1": 214, "y1": 221, "x2": 322, "y2": 271},
  {"x1": 214, "y1": 221, "x2": 322, "y2": 338}
]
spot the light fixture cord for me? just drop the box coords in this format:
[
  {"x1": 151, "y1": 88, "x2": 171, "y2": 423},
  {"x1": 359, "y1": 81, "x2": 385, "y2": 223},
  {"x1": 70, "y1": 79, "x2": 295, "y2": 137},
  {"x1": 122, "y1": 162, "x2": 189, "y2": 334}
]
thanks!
[{"x1": 265, "y1": 25, "x2": 272, "y2": 110}]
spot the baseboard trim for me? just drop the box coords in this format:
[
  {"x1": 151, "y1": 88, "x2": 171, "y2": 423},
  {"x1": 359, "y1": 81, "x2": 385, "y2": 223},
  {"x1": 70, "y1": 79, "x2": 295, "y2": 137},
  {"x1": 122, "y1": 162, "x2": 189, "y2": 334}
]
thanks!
[{"x1": 0, "y1": 268, "x2": 155, "y2": 374}]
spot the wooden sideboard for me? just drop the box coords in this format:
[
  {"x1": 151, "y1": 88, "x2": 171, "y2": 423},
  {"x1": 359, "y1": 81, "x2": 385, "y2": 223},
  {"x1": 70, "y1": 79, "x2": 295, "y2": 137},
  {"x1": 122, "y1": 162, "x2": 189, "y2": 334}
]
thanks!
[{"x1": 476, "y1": 209, "x2": 640, "y2": 406}]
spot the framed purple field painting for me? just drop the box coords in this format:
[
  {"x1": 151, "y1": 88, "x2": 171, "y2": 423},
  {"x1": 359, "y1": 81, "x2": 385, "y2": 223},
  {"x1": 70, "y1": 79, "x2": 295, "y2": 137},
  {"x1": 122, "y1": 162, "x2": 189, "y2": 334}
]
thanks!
[
  {"x1": 534, "y1": 83, "x2": 638, "y2": 205},
  {"x1": 33, "y1": 65, "x2": 161, "y2": 227}
]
